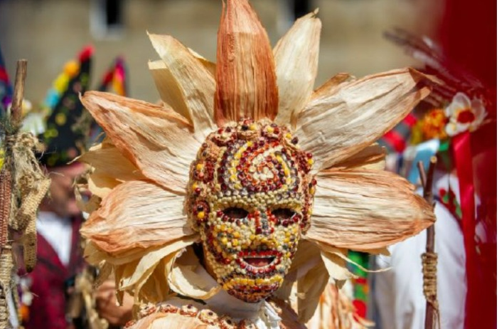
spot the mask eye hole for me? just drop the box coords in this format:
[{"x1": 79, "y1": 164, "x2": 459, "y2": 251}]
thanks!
[
  {"x1": 222, "y1": 207, "x2": 248, "y2": 219},
  {"x1": 271, "y1": 208, "x2": 296, "y2": 220}
]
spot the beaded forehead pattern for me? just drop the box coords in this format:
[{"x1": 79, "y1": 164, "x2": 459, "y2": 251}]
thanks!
[{"x1": 187, "y1": 118, "x2": 316, "y2": 302}]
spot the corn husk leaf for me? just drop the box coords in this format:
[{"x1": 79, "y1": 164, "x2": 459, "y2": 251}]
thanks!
[
  {"x1": 214, "y1": 0, "x2": 278, "y2": 125},
  {"x1": 274, "y1": 10, "x2": 321, "y2": 126},
  {"x1": 87, "y1": 171, "x2": 120, "y2": 198},
  {"x1": 168, "y1": 247, "x2": 221, "y2": 300},
  {"x1": 316, "y1": 244, "x2": 356, "y2": 284},
  {"x1": 118, "y1": 239, "x2": 195, "y2": 305},
  {"x1": 81, "y1": 180, "x2": 196, "y2": 255},
  {"x1": 296, "y1": 256, "x2": 330, "y2": 323},
  {"x1": 312, "y1": 73, "x2": 353, "y2": 100},
  {"x1": 81, "y1": 91, "x2": 200, "y2": 194},
  {"x1": 307, "y1": 169, "x2": 435, "y2": 250},
  {"x1": 333, "y1": 143, "x2": 386, "y2": 171},
  {"x1": 188, "y1": 48, "x2": 216, "y2": 76},
  {"x1": 119, "y1": 241, "x2": 191, "y2": 291},
  {"x1": 78, "y1": 142, "x2": 145, "y2": 182},
  {"x1": 295, "y1": 68, "x2": 432, "y2": 172},
  {"x1": 149, "y1": 33, "x2": 216, "y2": 138},
  {"x1": 140, "y1": 256, "x2": 176, "y2": 304}
]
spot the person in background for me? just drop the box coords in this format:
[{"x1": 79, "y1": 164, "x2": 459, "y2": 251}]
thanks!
[
  {"x1": 19, "y1": 46, "x2": 93, "y2": 329},
  {"x1": 370, "y1": 16, "x2": 496, "y2": 326}
]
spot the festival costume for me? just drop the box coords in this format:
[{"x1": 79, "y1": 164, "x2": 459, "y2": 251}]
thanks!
[
  {"x1": 78, "y1": 0, "x2": 436, "y2": 328},
  {"x1": 370, "y1": 27, "x2": 496, "y2": 329},
  {"x1": 12, "y1": 47, "x2": 127, "y2": 329}
]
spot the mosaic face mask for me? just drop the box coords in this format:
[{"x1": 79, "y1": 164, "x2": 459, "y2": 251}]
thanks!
[{"x1": 187, "y1": 118, "x2": 316, "y2": 302}]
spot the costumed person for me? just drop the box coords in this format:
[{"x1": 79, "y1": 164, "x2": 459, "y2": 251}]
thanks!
[
  {"x1": 78, "y1": 1, "x2": 437, "y2": 328},
  {"x1": 370, "y1": 26, "x2": 496, "y2": 329},
  {"x1": 19, "y1": 46, "x2": 93, "y2": 329}
]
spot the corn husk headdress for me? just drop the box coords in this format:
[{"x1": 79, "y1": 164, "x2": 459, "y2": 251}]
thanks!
[{"x1": 79, "y1": 0, "x2": 435, "y2": 322}]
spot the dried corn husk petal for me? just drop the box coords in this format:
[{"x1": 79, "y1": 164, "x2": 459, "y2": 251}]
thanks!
[
  {"x1": 81, "y1": 92, "x2": 200, "y2": 194},
  {"x1": 81, "y1": 180, "x2": 196, "y2": 255},
  {"x1": 333, "y1": 143, "x2": 386, "y2": 171},
  {"x1": 312, "y1": 73, "x2": 353, "y2": 101},
  {"x1": 78, "y1": 142, "x2": 145, "y2": 182},
  {"x1": 168, "y1": 247, "x2": 221, "y2": 300},
  {"x1": 139, "y1": 257, "x2": 174, "y2": 304},
  {"x1": 188, "y1": 48, "x2": 216, "y2": 76},
  {"x1": 87, "y1": 171, "x2": 120, "y2": 198},
  {"x1": 214, "y1": 0, "x2": 278, "y2": 125},
  {"x1": 306, "y1": 283, "x2": 374, "y2": 329},
  {"x1": 274, "y1": 10, "x2": 321, "y2": 126},
  {"x1": 119, "y1": 240, "x2": 194, "y2": 291},
  {"x1": 317, "y1": 245, "x2": 356, "y2": 284},
  {"x1": 149, "y1": 34, "x2": 216, "y2": 138},
  {"x1": 307, "y1": 169, "x2": 435, "y2": 250},
  {"x1": 119, "y1": 241, "x2": 194, "y2": 305},
  {"x1": 296, "y1": 257, "x2": 330, "y2": 323},
  {"x1": 295, "y1": 68, "x2": 431, "y2": 172},
  {"x1": 280, "y1": 240, "x2": 331, "y2": 324}
]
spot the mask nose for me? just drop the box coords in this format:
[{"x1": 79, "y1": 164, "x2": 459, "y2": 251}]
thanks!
[{"x1": 253, "y1": 210, "x2": 272, "y2": 236}]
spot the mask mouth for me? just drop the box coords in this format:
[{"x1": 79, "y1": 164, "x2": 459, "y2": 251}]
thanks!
[
  {"x1": 242, "y1": 256, "x2": 276, "y2": 268},
  {"x1": 238, "y1": 249, "x2": 281, "y2": 272}
]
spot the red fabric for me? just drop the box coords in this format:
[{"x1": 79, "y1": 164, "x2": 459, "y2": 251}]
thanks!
[
  {"x1": 382, "y1": 130, "x2": 406, "y2": 153},
  {"x1": 21, "y1": 216, "x2": 85, "y2": 329},
  {"x1": 441, "y1": 0, "x2": 497, "y2": 90},
  {"x1": 403, "y1": 112, "x2": 417, "y2": 126},
  {"x1": 0, "y1": 69, "x2": 9, "y2": 82},
  {"x1": 441, "y1": 1, "x2": 496, "y2": 327},
  {"x1": 452, "y1": 133, "x2": 479, "y2": 328}
]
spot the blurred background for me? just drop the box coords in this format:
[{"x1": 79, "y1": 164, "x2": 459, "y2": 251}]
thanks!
[{"x1": 0, "y1": 0, "x2": 445, "y2": 103}]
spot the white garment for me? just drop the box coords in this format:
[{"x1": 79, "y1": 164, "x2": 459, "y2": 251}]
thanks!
[
  {"x1": 372, "y1": 174, "x2": 466, "y2": 329},
  {"x1": 36, "y1": 211, "x2": 73, "y2": 266}
]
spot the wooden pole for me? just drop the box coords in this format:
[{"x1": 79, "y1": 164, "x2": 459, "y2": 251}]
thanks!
[
  {"x1": 10, "y1": 59, "x2": 28, "y2": 127},
  {"x1": 418, "y1": 156, "x2": 437, "y2": 329}
]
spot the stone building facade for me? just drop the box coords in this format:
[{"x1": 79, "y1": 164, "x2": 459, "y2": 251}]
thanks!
[{"x1": 0, "y1": 0, "x2": 444, "y2": 103}]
